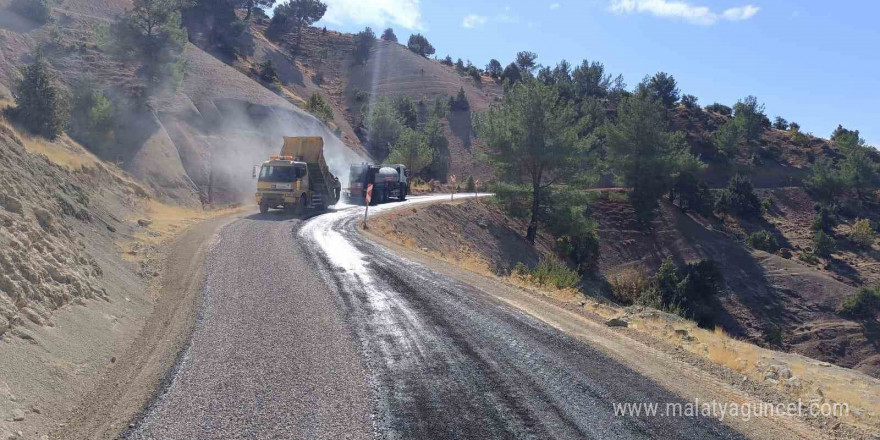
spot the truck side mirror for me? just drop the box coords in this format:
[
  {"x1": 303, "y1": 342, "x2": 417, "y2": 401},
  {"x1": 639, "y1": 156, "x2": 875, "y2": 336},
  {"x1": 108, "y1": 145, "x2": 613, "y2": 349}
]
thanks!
[{"x1": 252, "y1": 166, "x2": 258, "y2": 179}]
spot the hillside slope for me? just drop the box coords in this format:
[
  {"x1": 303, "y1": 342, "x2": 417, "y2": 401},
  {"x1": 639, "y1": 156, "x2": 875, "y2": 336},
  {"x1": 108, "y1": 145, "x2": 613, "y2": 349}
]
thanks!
[
  {"x1": 222, "y1": 23, "x2": 501, "y2": 182},
  {"x1": 0, "y1": 0, "x2": 368, "y2": 206},
  {"x1": 375, "y1": 197, "x2": 880, "y2": 378},
  {"x1": 0, "y1": 117, "x2": 174, "y2": 439}
]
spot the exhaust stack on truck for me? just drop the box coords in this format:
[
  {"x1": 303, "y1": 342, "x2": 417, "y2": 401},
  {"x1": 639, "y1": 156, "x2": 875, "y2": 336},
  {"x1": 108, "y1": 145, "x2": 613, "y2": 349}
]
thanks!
[{"x1": 255, "y1": 136, "x2": 341, "y2": 214}]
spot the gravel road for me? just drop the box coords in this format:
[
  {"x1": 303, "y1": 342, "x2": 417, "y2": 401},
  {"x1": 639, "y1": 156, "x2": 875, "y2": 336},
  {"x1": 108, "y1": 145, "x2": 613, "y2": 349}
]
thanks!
[
  {"x1": 129, "y1": 212, "x2": 373, "y2": 439},
  {"x1": 130, "y1": 195, "x2": 748, "y2": 439}
]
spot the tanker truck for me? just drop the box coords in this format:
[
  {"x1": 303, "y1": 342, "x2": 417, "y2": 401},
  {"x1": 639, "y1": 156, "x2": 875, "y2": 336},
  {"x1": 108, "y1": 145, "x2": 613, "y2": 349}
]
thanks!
[
  {"x1": 255, "y1": 136, "x2": 341, "y2": 214},
  {"x1": 348, "y1": 163, "x2": 409, "y2": 205}
]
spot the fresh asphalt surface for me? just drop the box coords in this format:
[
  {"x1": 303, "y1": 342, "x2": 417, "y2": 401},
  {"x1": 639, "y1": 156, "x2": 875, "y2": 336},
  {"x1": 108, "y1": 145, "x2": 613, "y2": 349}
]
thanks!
[{"x1": 130, "y1": 195, "x2": 746, "y2": 439}]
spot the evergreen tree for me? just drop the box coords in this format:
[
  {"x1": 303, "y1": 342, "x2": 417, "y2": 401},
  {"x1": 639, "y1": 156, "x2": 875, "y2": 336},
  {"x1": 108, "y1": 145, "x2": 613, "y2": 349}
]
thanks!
[
  {"x1": 732, "y1": 95, "x2": 766, "y2": 146},
  {"x1": 501, "y1": 62, "x2": 521, "y2": 85},
  {"x1": 515, "y1": 51, "x2": 538, "y2": 73},
  {"x1": 111, "y1": 0, "x2": 190, "y2": 93},
  {"x1": 606, "y1": 90, "x2": 701, "y2": 225},
  {"x1": 449, "y1": 87, "x2": 469, "y2": 111},
  {"x1": 268, "y1": 0, "x2": 327, "y2": 56},
  {"x1": 393, "y1": 95, "x2": 419, "y2": 129},
  {"x1": 387, "y1": 127, "x2": 431, "y2": 175},
  {"x1": 352, "y1": 26, "x2": 375, "y2": 65},
  {"x1": 645, "y1": 72, "x2": 679, "y2": 108},
  {"x1": 772, "y1": 116, "x2": 789, "y2": 130},
  {"x1": 475, "y1": 79, "x2": 585, "y2": 244},
  {"x1": 380, "y1": 27, "x2": 397, "y2": 42},
  {"x1": 365, "y1": 98, "x2": 403, "y2": 158},
  {"x1": 485, "y1": 59, "x2": 502, "y2": 78},
  {"x1": 407, "y1": 33, "x2": 435, "y2": 57},
  {"x1": 8, "y1": 52, "x2": 69, "y2": 139}
]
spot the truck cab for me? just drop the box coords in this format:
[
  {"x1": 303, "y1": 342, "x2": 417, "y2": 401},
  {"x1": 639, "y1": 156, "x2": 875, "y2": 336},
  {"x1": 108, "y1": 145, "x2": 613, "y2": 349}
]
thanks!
[
  {"x1": 255, "y1": 137, "x2": 340, "y2": 214},
  {"x1": 256, "y1": 157, "x2": 308, "y2": 213}
]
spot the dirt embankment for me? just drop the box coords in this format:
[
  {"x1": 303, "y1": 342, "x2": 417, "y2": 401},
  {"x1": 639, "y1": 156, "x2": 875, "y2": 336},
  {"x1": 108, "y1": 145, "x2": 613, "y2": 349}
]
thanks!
[
  {"x1": 0, "y1": 118, "x2": 234, "y2": 439},
  {"x1": 371, "y1": 198, "x2": 556, "y2": 274},
  {"x1": 370, "y1": 197, "x2": 878, "y2": 377}
]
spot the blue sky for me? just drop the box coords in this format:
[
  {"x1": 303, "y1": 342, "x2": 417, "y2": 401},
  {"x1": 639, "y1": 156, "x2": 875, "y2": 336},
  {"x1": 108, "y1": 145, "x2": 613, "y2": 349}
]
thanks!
[{"x1": 309, "y1": 0, "x2": 879, "y2": 146}]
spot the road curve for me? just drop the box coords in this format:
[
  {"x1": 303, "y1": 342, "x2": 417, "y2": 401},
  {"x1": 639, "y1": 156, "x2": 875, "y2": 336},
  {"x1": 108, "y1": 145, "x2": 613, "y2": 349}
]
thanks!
[
  {"x1": 299, "y1": 195, "x2": 745, "y2": 439},
  {"x1": 130, "y1": 195, "x2": 747, "y2": 439}
]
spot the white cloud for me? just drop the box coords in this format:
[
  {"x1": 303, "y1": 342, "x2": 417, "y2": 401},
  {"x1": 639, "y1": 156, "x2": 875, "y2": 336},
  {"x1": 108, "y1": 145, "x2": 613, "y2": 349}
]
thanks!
[
  {"x1": 722, "y1": 5, "x2": 759, "y2": 21},
  {"x1": 461, "y1": 14, "x2": 488, "y2": 28},
  {"x1": 550, "y1": 3, "x2": 561, "y2": 10},
  {"x1": 322, "y1": 0, "x2": 423, "y2": 30},
  {"x1": 609, "y1": 0, "x2": 759, "y2": 25}
]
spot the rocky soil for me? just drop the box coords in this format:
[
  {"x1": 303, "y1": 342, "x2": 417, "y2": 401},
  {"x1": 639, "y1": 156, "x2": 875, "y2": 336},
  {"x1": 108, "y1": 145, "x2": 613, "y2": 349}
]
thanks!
[{"x1": 0, "y1": 124, "x2": 125, "y2": 337}]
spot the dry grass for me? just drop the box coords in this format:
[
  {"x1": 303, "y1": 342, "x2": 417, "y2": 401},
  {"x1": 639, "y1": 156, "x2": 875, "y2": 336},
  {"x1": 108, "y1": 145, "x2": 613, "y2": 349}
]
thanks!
[
  {"x1": 607, "y1": 266, "x2": 650, "y2": 305},
  {"x1": 130, "y1": 200, "x2": 244, "y2": 247}
]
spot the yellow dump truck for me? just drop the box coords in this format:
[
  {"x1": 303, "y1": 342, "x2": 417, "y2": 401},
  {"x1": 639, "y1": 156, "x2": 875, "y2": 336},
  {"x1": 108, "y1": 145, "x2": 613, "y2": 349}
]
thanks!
[{"x1": 255, "y1": 136, "x2": 341, "y2": 214}]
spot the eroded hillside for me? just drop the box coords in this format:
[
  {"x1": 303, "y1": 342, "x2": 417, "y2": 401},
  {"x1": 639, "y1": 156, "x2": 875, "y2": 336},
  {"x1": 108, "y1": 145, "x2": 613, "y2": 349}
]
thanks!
[{"x1": 0, "y1": 0, "x2": 367, "y2": 207}]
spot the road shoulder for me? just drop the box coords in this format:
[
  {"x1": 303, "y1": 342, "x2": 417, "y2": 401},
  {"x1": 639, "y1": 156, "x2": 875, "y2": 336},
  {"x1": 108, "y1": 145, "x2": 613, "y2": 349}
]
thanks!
[{"x1": 54, "y1": 213, "x2": 244, "y2": 440}]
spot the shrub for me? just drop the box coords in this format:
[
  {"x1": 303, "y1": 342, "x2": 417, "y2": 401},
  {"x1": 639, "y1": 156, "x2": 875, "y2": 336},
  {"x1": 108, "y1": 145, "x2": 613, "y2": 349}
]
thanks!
[
  {"x1": 812, "y1": 231, "x2": 836, "y2": 257},
  {"x1": 464, "y1": 175, "x2": 475, "y2": 192},
  {"x1": 811, "y1": 203, "x2": 838, "y2": 233},
  {"x1": 772, "y1": 116, "x2": 789, "y2": 130},
  {"x1": 670, "y1": 171, "x2": 714, "y2": 215},
  {"x1": 380, "y1": 27, "x2": 397, "y2": 42},
  {"x1": 850, "y1": 218, "x2": 875, "y2": 248},
  {"x1": 10, "y1": 0, "x2": 51, "y2": 23},
  {"x1": 353, "y1": 88, "x2": 370, "y2": 102},
  {"x1": 306, "y1": 92, "x2": 333, "y2": 122},
  {"x1": 468, "y1": 68, "x2": 482, "y2": 83},
  {"x1": 712, "y1": 121, "x2": 740, "y2": 157},
  {"x1": 837, "y1": 288, "x2": 880, "y2": 319},
  {"x1": 715, "y1": 174, "x2": 761, "y2": 217},
  {"x1": 680, "y1": 94, "x2": 698, "y2": 109},
  {"x1": 259, "y1": 59, "x2": 278, "y2": 83},
  {"x1": 760, "y1": 198, "x2": 773, "y2": 216},
  {"x1": 705, "y1": 103, "x2": 732, "y2": 116},
  {"x1": 638, "y1": 257, "x2": 722, "y2": 325},
  {"x1": 807, "y1": 157, "x2": 847, "y2": 201},
  {"x1": 431, "y1": 95, "x2": 449, "y2": 118},
  {"x1": 530, "y1": 258, "x2": 580, "y2": 289},
  {"x1": 608, "y1": 267, "x2": 650, "y2": 305},
  {"x1": 8, "y1": 52, "x2": 69, "y2": 139},
  {"x1": 69, "y1": 80, "x2": 115, "y2": 155},
  {"x1": 441, "y1": 55, "x2": 453, "y2": 66},
  {"x1": 747, "y1": 230, "x2": 779, "y2": 253}
]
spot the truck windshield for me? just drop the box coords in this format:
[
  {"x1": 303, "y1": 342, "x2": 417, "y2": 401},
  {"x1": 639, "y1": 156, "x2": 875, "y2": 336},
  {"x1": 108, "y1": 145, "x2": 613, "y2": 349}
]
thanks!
[{"x1": 259, "y1": 166, "x2": 297, "y2": 183}]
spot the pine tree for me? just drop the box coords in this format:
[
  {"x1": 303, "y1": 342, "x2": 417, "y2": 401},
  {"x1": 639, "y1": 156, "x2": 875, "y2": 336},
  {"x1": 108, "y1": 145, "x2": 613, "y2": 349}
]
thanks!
[{"x1": 9, "y1": 52, "x2": 69, "y2": 139}]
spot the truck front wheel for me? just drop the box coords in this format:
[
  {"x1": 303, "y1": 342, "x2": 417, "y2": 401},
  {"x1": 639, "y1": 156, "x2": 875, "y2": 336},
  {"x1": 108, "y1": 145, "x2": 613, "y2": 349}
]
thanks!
[
  {"x1": 296, "y1": 194, "x2": 307, "y2": 215},
  {"x1": 399, "y1": 185, "x2": 407, "y2": 201},
  {"x1": 259, "y1": 203, "x2": 268, "y2": 214}
]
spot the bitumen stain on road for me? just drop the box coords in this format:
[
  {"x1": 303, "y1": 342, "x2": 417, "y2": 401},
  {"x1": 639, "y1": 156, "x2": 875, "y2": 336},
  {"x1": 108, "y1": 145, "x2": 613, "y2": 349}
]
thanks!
[{"x1": 129, "y1": 197, "x2": 748, "y2": 439}]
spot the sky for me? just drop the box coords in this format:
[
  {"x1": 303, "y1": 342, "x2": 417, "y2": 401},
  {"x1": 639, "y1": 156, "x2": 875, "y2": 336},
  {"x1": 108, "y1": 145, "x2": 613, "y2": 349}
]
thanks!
[{"x1": 306, "y1": 0, "x2": 880, "y2": 146}]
